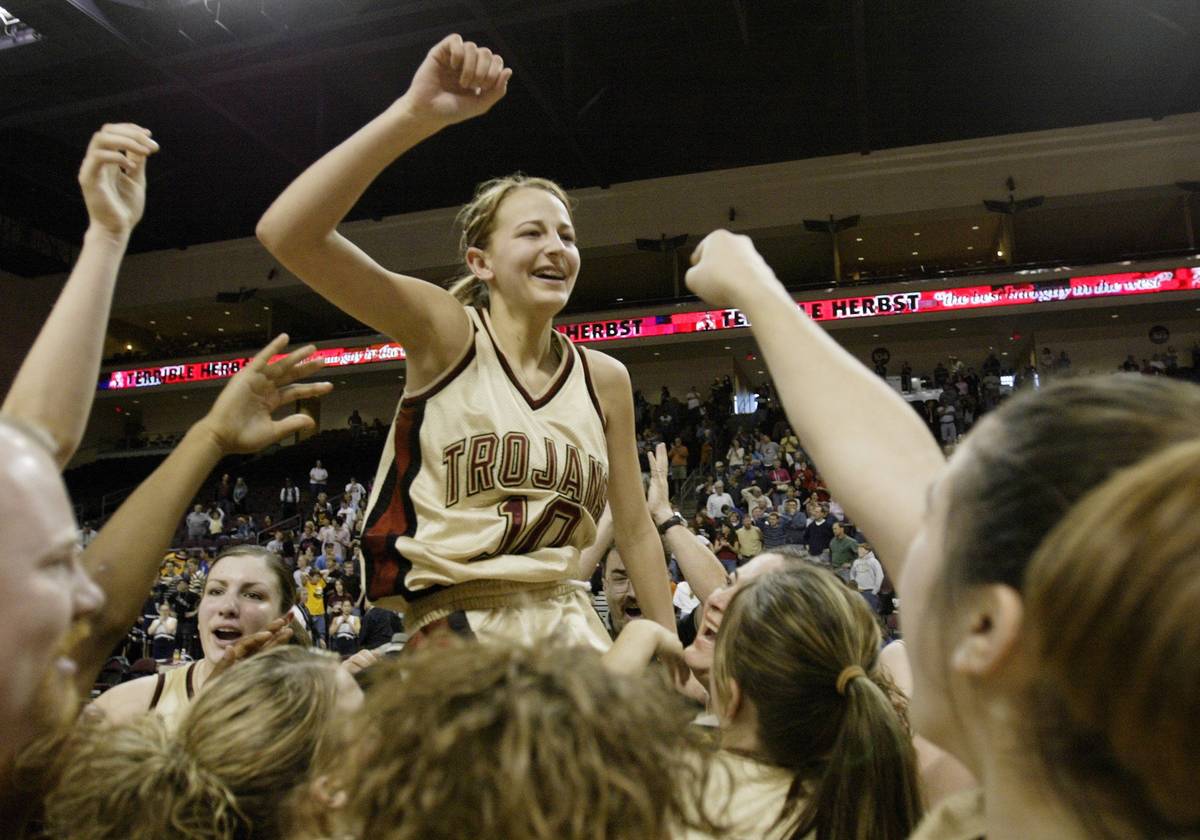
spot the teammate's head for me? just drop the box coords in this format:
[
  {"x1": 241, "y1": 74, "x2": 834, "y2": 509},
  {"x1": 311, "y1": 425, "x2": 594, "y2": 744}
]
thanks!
[
  {"x1": 45, "y1": 647, "x2": 358, "y2": 840},
  {"x1": 683, "y1": 546, "x2": 808, "y2": 683},
  {"x1": 1011, "y1": 437, "x2": 1200, "y2": 834},
  {"x1": 197, "y1": 546, "x2": 294, "y2": 666},
  {"x1": 0, "y1": 418, "x2": 103, "y2": 765},
  {"x1": 711, "y1": 565, "x2": 921, "y2": 840},
  {"x1": 902, "y1": 375, "x2": 1200, "y2": 772},
  {"x1": 292, "y1": 642, "x2": 717, "y2": 840},
  {"x1": 449, "y1": 175, "x2": 576, "y2": 314}
]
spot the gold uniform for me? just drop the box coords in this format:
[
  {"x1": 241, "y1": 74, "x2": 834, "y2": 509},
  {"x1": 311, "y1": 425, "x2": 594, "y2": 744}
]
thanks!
[{"x1": 361, "y1": 308, "x2": 611, "y2": 648}]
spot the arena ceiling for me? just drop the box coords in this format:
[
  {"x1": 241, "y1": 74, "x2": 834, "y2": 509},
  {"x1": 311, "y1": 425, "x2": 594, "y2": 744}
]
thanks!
[{"x1": 4, "y1": 0, "x2": 1200, "y2": 284}]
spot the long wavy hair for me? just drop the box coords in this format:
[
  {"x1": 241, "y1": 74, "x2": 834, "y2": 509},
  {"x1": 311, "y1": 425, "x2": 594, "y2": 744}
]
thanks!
[
  {"x1": 290, "y1": 640, "x2": 720, "y2": 839},
  {"x1": 713, "y1": 565, "x2": 922, "y2": 840},
  {"x1": 44, "y1": 647, "x2": 343, "y2": 840}
]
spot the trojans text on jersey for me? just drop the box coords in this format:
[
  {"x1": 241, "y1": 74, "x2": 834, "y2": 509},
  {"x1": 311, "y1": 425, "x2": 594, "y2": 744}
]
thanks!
[{"x1": 441, "y1": 432, "x2": 608, "y2": 521}]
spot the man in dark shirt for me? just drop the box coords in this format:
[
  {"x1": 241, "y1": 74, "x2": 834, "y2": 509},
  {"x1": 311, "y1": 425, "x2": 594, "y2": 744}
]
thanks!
[
  {"x1": 168, "y1": 579, "x2": 200, "y2": 658},
  {"x1": 804, "y1": 503, "x2": 836, "y2": 560},
  {"x1": 360, "y1": 599, "x2": 403, "y2": 650}
]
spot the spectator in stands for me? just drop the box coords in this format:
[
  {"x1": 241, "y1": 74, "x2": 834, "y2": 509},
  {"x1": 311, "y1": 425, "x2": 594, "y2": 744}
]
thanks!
[
  {"x1": 734, "y1": 516, "x2": 764, "y2": 565},
  {"x1": 280, "y1": 477, "x2": 300, "y2": 520},
  {"x1": 303, "y1": 567, "x2": 329, "y2": 645},
  {"x1": 329, "y1": 601, "x2": 361, "y2": 656},
  {"x1": 760, "y1": 510, "x2": 787, "y2": 549},
  {"x1": 215, "y1": 473, "x2": 234, "y2": 517},
  {"x1": 804, "y1": 502, "x2": 835, "y2": 560},
  {"x1": 309, "y1": 459, "x2": 328, "y2": 499},
  {"x1": 313, "y1": 493, "x2": 335, "y2": 523},
  {"x1": 185, "y1": 504, "x2": 209, "y2": 544},
  {"x1": 315, "y1": 541, "x2": 340, "y2": 571},
  {"x1": 348, "y1": 408, "x2": 364, "y2": 436},
  {"x1": 337, "y1": 492, "x2": 358, "y2": 530},
  {"x1": 829, "y1": 521, "x2": 859, "y2": 577},
  {"x1": 344, "y1": 476, "x2": 365, "y2": 510},
  {"x1": 266, "y1": 530, "x2": 285, "y2": 555},
  {"x1": 740, "y1": 484, "x2": 772, "y2": 513},
  {"x1": 668, "y1": 436, "x2": 689, "y2": 497},
  {"x1": 602, "y1": 548, "x2": 642, "y2": 633},
  {"x1": 850, "y1": 542, "x2": 884, "y2": 610},
  {"x1": 705, "y1": 481, "x2": 734, "y2": 520},
  {"x1": 780, "y1": 498, "x2": 807, "y2": 546},
  {"x1": 359, "y1": 598, "x2": 402, "y2": 651},
  {"x1": 298, "y1": 520, "x2": 320, "y2": 556},
  {"x1": 168, "y1": 578, "x2": 200, "y2": 660},
  {"x1": 711, "y1": 525, "x2": 739, "y2": 574},
  {"x1": 232, "y1": 476, "x2": 249, "y2": 514}
]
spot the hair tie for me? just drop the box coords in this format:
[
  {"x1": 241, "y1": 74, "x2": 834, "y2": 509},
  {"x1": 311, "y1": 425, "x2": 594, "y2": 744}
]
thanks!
[{"x1": 836, "y1": 665, "x2": 866, "y2": 696}]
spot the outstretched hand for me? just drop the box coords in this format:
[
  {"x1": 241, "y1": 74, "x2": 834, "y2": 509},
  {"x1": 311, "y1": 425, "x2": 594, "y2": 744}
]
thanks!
[
  {"x1": 645, "y1": 443, "x2": 674, "y2": 523},
  {"x1": 197, "y1": 334, "x2": 333, "y2": 455},
  {"x1": 399, "y1": 33, "x2": 512, "y2": 126},
  {"x1": 685, "y1": 230, "x2": 778, "y2": 310},
  {"x1": 79, "y1": 123, "x2": 159, "y2": 238}
]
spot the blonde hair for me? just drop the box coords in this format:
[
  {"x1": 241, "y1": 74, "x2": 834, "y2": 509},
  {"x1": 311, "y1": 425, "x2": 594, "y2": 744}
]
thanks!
[
  {"x1": 1021, "y1": 436, "x2": 1200, "y2": 836},
  {"x1": 294, "y1": 640, "x2": 718, "y2": 840},
  {"x1": 713, "y1": 565, "x2": 922, "y2": 840},
  {"x1": 446, "y1": 174, "x2": 574, "y2": 308},
  {"x1": 45, "y1": 647, "x2": 343, "y2": 840}
]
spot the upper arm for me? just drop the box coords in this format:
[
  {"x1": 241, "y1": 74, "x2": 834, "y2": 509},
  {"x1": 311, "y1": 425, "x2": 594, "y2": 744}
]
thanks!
[
  {"x1": 263, "y1": 232, "x2": 471, "y2": 390},
  {"x1": 90, "y1": 675, "x2": 158, "y2": 725},
  {"x1": 585, "y1": 351, "x2": 652, "y2": 535}
]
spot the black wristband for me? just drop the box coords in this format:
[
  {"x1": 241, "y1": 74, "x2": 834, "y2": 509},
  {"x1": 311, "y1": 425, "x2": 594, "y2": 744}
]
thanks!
[{"x1": 656, "y1": 514, "x2": 685, "y2": 535}]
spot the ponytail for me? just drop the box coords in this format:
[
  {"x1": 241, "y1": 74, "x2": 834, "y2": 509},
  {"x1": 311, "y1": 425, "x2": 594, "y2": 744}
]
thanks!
[
  {"x1": 44, "y1": 715, "x2": 243, "y2": 840},
  {"x1": 789, "y1": 672, "x2": 922, "y2": 840},
  {"x1": 447, "y1": 273, "x2": 490, "y2": 309},
  {"x1": 713, "y1": 566, "x2": 923, "y2": 840}
]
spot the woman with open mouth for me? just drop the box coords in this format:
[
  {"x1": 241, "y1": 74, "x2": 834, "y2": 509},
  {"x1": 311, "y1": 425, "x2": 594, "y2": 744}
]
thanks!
[
  {"x1": 257, "y1": 34, "x2": 674, "y2": 650},
  {"x1": 94, "y1": 546, "x2": 299, "y2": 730}
]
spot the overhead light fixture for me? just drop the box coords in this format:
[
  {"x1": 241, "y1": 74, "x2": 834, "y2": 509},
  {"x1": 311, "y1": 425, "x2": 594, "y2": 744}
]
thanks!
[
  {"x1": 149, "y1": 320, "x2": 157, "y2": 325},
  {"x1": 224, "y1": 310, "x2": 231, "y2": 316},
  {"x1": 0, "y1": 6, "x2": 40, "y2": 51},
  {"x1": 949, "y1": 328, "x2": 957, "y2": 332},
  {"x1": 996, "y1": 250, "x2": 1004, "y2": 257},
  {"x1": 1111, "y1": 314, "x2": 1119, "y2": 319},
  {"x1": 857, "y1": 256, "x2": 864, "y2": 261},
  {"x1": 218, "y1": 327, "x2": 225, "y2": 332},
  {"x1": 913, "y1": 232, "x2": 921, "y2": 237},
  {"x1": 615, "y1": 297, "x2": 624, "y2": 302},
  {"x1": 967, "y1": 246, "x2": 974, "y2": 251},
  {"x1": 186, "y1": 315, "x2": 193, "y2": 320},
  {"x1": 855, "y1": 237, "x2": 863, "y2": 242},
  {"x1": 971, "y1": 225, "x2": 980, "y2": 231},
  {"x1": 912, "y1": 251, "x2": 919, "y2": 256},
  {"x1": 125, "y1": 343, "x2": 133, "y2": 350}
]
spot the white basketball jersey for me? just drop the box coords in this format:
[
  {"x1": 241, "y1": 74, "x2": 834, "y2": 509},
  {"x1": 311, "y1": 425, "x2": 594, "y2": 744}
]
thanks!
[{"x1": 361, "y1": 308, "x2": 609, "y2": 617}]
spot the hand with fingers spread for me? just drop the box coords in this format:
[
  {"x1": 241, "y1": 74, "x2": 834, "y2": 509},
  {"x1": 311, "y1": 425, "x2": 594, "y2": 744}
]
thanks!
[
  {"x1": 685, "y1": 229, "x2": 781, "y2": 311},
  {"x1": 209, "y1": 616, "x2": 295, "y2": 681},
  {"x1": 196, "y1": 334, "x2": 333, "y2": 455},
  {"x1": 399, "y1": 33, "x2": 513, "y2": 127},
  {"x1": 646, "y1": 443, "x2": 675, "y2": 524},
  {"x1": 79, "y1": 123, "x2": 159, "y2": 239}
]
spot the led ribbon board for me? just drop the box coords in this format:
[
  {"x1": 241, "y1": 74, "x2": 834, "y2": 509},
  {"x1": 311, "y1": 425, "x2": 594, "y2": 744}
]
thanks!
[{"x1": 100, "y1": 266, "x2": 1200, "y2": 391}]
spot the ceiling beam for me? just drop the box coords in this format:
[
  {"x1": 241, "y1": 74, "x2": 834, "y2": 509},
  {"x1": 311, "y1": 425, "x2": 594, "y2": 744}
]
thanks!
[
  {"x1": 461, "y1": 0, "x2": 610, "y2": 188},
  {"x1": 0, "y1": 0, "x2": 638, "y2": 132},
  {"x1": 850, "y1": 0, "x2": 869, "y2": 155}
]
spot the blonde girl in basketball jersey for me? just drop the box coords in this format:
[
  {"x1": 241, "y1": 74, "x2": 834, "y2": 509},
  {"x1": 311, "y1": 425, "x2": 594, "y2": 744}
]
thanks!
[{"x1": 257, "y1": 34, "x2": 674, "y2": 646}]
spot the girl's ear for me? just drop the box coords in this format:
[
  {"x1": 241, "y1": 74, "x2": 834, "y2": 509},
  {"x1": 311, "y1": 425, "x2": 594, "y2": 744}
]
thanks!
[{"x1": 465, "y1": 246, "x2": 494, "y2": 282}]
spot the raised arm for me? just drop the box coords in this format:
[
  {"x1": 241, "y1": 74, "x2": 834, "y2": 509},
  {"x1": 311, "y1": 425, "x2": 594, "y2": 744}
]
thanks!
[
  {"x1": 1, "y1": 125, "x2": 158, "y2": 468},
  {"x1": 256, "y1": 35, "x2": 510, "y2": 389},
  {"x1": 71, "y1": 335, "x2": 331, "y2": 693},
  {"x1": 684, "y1": 231, "x2": 946, "y2": 582},
  {"x1": 587, "y1": 351, "x2": 675, "y2": 633},
  {"x1": 646, "y1": 444, "x2": 727, "y2": 604}
]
